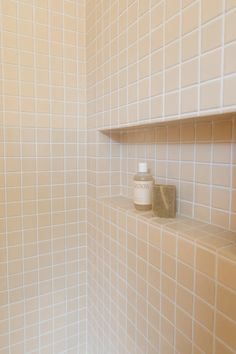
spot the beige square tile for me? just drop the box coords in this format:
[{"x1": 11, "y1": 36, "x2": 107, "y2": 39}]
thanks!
[
  {"x1": 218, "y1": 256, "x2": 236, "y2": 291},
  {"x1": 165, "y1": 16, "x2": 180, "y2": 45},
  {"x1": 161, "y1": 317, "x2": 175, "y2": 346},
  {"x1": 180, "y1": 162, "x2": 194, "y2": 181},
  {"x1": 232, "y1": 166, "x2": 236, "y2": 189},
  {"x1": 180, "y1": 122, "x2": 196, "y2": 142},
  {"x1": 212, "y1": 187, "x2": 230, "y2": 210},
  {"x1": 213, "y1": 142, "x2": 231, "y2": 163},
  {"x1": 194, "y1": 321, "x2": 213, "y2": 354},
  {"x1": 196, "y1": 246, "x2": 215, "y2": 278},
  {"x1": 151, "y1": 50, "x2": 163, "y2": 74},
  {"x1": 151, "y1": 3, "x2": 163, "y2": 30},
  {"x1": 181, "y1": 58, "x2": 198, "y2": 88},
  {"x1": 196, "y1": 271, "x2": 215, "y2": 304},
  {"x1": 201, "y1": 18, "x2": 222, "y2": 53},
  {"x1": 165, "y1": 67, "x2": 179, "y2": 93},
  {"x1": 216, "y1": 313, "x2": 236, "y2": 352},
  {"x1": 178, "y1": 238, "x2": 194, "y2": 266},
  {"x1": 2, "y1": 31, "x2": 17, "y2": 49},
  {"x1": 182, "y1": 30, "x2": 199, "y2": 61},
  {"x1": 139, "y1": 36, "x2": 150, "y2": 60},
  {"x1": 196, "y1": 122, "x2": 212, "y2": 141},
  {"x1": 151, "y1": 27, "x2": 163, "y2": 52},
  {"x1": 148, "y1": 304, "x2": 160, "y2": 331},
  {"x1": 202, "y1": 0, "x2": 223, "y2": 24},
  {"x1": 215, "y1": 339, "x2": 235, "y2": 354},
  {"x1": 224, "y1": 42, "x2": 236, "y2": 74},
  {"x1": 180, "y1": 182, "x2": 194, "y2": 202},
  {"x1": 162, "y1": 274, "x2": 175, "y2": 301},
  {"x1": 198, "y1": 234, "x2": 233, "y2": 251},
  {"x1": 212, "y1": 165, "x2": 230, "y2": 187},
  {"x1": 200, "y1": 49, "x2": 221, "y2": 82},
  {"x1": 151, "y1": 96, "x2": 163, "y2": 119},
  {"x1": 162, "y1": 253, "x2": 176, "y2": 279},
  {"x1": 139, "y1": 78, "x2": 149, "y2": 100},
  {"x1": 148, "y1": 264, "x2": 160, "y2": 290},
  {"x1": 226, "y1": 0, "x2": 236, "y2": 10},
  {"x1": 167, "y1": 124, "x2": 180, "y2": 142},
  {"x1": 149, "y1": 245, "x2": 161, "y2": 269},
  {"x1": 151, "y1": 73, "x2": 163, "y2": 96},
  {"x1": 139, "y1": 12, "x2": 149, "y2": 38},
  {"x1": 139, "y1": 0, "x2": 149, "y2": 15},
  {"x1": 162, "y1": 295, "x2": 175, "y2": 322},
  {"x1": 195, "y1": 298, "x2": 214, "y2": 331},
  {"x1": 165, "y1": 41, "x2": 180, "y2": 69},
  {"x1": 162, "y1": 231, "x2": 177, "y2": 256},
  {"x1": 176, "y1": 307, "x2": 192, "y2": 338},
  {"x1": 195, "y1": 184, "x2": 210, "y2": 206},
  {"x1": 165, "y1": 92, "x2": 179, "y2": 117},
  {"x1": 195, "y1": 163, "x2": 211, "y2": 184},
  {"x1": 224, "y1": 76, "x2": 236, "y2": 107},
  {"x1": 217, "y1": 285, "x2": 236, "y2": 322},
  {"x1": 177, "y1": 262, "x2": 194, "y2": 291},
  {"x1": 148, "y1": 285, "x2": 160, "y2": 310},
  {"x1": 231, "y1": 190, "x2": 236, "y2": 213},
  {"x1": 165, "y1": 0, "x2": 180, "y2": 19},
  {"x1": 181, "y1": 87, "x2": 198, "y2": 114},
  {"x1": 182, "y1": 0, "x2": 195, "y2": 7},
  {"x1": 2, "y1": 1, "x2": 17, "y2": 16},
  {"x1": 182, "y1": 2, "x2": 199, "y2": 34},
  {"x1": 200, "y1": 81, "x2": 221, "y2": 110},
  {"x1": 225, "y1": 10, "x2": 236, "y2": 43}
]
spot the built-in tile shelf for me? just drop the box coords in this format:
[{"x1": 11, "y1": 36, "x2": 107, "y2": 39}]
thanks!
[
  {"x1": 100, "y1": 195, "x2": 236, "y2": 260},
  {"x1": 99, "y1": 110, "x2": 236, "y2": 148},
  {"x1": 95, "y1": 195, "x2": 236, "y2": 353},
  {"x1": 99, "y1": 111, "x2": 236, "y2": 136}
]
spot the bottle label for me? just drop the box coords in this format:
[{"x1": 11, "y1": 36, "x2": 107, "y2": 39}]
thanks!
[{"x1": 134, "y1": 181, "x2": 153, "y2": 205}]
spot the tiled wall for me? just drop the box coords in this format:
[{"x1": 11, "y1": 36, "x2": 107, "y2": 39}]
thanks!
[
  {"x1": 86, "y1": 0, "x2": 236, "y2": 222},
  {"x1": 1, "y1": 1, "x2": 236, "y2": 353},
  {"x1": 0, "y1": 1, "x2": 86, "y2": 353},
  {"x1": 87, "y1": 0, "x2": 236, "y2": 130},
  {"x1": 88, "y1": 197, "x2": 236, "y2": 354},
  {"x1": 86, "y1": 1, "x2": 236, "y2": 353}
]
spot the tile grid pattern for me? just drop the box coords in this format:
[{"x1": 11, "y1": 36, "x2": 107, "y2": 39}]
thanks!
[
  {"x1": 86, "y1": 0, "x2": 236, "y2": 229},
  {"x1": 87, "y1": 0, "x2": 236, "y2": 131},
  {"x1": 120, "y1": 117, "x2": 236, "y2": 232},
  {"x1": 88, "y1": 196, "x2": 236, "y2": 354},
  {"x1": 86, "y1": 1, "x2": 236, "y2": 353},
  {"x1": 0, "y1": 1, "x2": 86, "y2": 353}
]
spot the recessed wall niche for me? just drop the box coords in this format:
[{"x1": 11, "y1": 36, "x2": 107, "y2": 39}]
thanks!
[{"x1": 100, "y1": 112, "x2": 236, "y2": 231}]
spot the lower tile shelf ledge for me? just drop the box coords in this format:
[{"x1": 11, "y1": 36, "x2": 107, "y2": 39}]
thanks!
[
  {"x1": 92, "y1": 195, "x2": 236, "y2": 353},
  {"x1": 99, "y1": 195, "x2": 236, "y2": 261}
]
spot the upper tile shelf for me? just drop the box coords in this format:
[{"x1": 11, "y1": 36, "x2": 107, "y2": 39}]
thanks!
[
  {"x1": 99, "y1": 111, "x2": 236, "y2": 134},
  {"x1": 99, "y1": 111, "x2": 236, "y2": 144}
]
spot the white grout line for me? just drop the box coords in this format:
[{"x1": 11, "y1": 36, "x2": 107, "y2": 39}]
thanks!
[
  {"x1": 47, "y1": 1, "x2": 54, "y2": 352},
  {"x1": 0, "y1": 0, "x2": 11, "y2": 352},
  {"x1": 16, "y1": 1, "x2": 27, "y2": 352}
]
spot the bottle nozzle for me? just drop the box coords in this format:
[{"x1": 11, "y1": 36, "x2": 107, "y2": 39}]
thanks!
[{"x1": 138, "y1": 162, "x2": 148, "y2": 173}]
